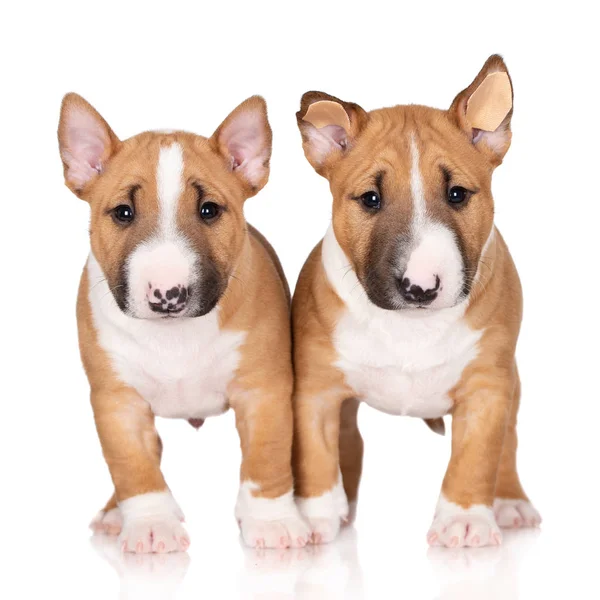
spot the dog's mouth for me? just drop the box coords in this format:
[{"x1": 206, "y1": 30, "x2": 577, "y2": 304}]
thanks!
[{"x1": 148, "y1": 302, "x2": 187, "y2": 315}]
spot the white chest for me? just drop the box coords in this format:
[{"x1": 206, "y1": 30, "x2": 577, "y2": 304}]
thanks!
[
  {"x1": 87, "y1": 255, "x2": 245, "y2": 420},
  {"x1": 332, "y1": 310, "x2": 480, "y2": 418}
]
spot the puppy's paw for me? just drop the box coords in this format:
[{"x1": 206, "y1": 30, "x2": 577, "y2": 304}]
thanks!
[
  {"x1": 239, "y1": 516, "x2": 311, "y2": 549},
  {"x1": 494, "y1": 498, "x2": 542, "y2": 529},
  {"x1": 118, "y1": 491, "x2": 189, "y2": 554},
  {"x1": 119, "y1": 516, "x2": 190, "y2": 554},
  {"x1": 427, "y1": 495, "x2": 502, "y2": 548},
  {"x1": 236, "y1": 482, "x2": 311, "y2": 549},
  {"x1": 90, "y1": 507, "x2": 123, "y2": 536},
  {"x1": 296, "y1": 476, "x2": 349, "y2": 545},
  {"x1": 305, "y1": 516, "x2": 343, "y2": 545}
]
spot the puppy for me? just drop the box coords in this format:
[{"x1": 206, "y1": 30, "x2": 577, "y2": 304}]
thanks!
[
  {"x1": 58, "y1": 94, "x2": 309, "y2": 552},
  {"x1": 291, "y1": 55, "x2": 541, "y2": 548}
]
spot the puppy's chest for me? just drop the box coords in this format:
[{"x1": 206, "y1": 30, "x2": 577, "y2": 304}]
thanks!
[
  {"x1": 95, "y1": 315, "x2": 246, "y2": 420},
  {"x1": 332, "y1": 311, "x2": 481, "y2": 418}
]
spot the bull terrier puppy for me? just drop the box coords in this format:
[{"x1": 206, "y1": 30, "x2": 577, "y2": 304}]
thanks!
[
  {"x1": 58, "y1": 93, "x2": 309, "y2": 552},
  {"x1": 291, "y1": 55, "x2": 541, "y2": 548}
]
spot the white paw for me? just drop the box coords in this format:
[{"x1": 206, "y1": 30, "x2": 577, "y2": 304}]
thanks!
[
  {"x1": 90, "y1": 507, "x2": 123, "y2": 536},
  {"x1": 427, "y1": 495, "x2": 502, "y2": 548},
  {"x1": 235, "y1": 481, "x2": 311, "y2": 548},
  {"x1": 239, "y1": 516, "x2": 311, "y2": 549},
  {"x1": 296, "y1": 475, "x2": 349, "y2": 545},
  {"x1": 494, "y1": 498, "x2": 542, "y2": 528},
  {"x1": 305, "y1": 516, "x2": 343, "y2": 544},
  {"x1": 119, "y1": 516, "x2": 189, "y2": 554},
  {"x1": 118, "y1": 491, "x2": 189, "y2": 554}
]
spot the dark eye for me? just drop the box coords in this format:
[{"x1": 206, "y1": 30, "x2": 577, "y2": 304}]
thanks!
[
  {"x1": 448, "y1": 186, "x2": 469, "y2": 205},
  {"x1": 199, "y1": 201, "x2": 221, "y2": 222},
  {"x1": 112, "y1": 204, "x2": 135, "y2": 224},
  {"x1": 360, "y1": 191, "x2": 381, "y2": 210}
]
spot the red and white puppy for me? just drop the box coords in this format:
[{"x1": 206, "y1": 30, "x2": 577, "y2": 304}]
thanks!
[
  {"x1": 58, "y1": 94, "x2": 309, "y2": 552},
  {"x1": 292, "y1": 55, "x2": 541, "y2": 548}
]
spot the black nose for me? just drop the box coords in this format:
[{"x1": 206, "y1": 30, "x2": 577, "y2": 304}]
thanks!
[
  {"x1": 148, "y1": 285, "x2": 190, "y2": 314},
  {"x1": 398, "y1": 275, "x2": 440, "y2": 305}
]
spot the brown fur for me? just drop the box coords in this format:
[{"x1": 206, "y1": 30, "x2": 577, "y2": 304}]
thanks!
[
  {"x1": 292, "y1": 56, "x2": 532, "y2": 516},
  {"x1": 61, "y1": 94, "x2": 295, "y2": 513}
]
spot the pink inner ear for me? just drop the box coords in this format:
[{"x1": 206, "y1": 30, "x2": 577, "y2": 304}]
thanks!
[
  {"x1": 221, "y1": 111, "x2": 269, "y2": 187},
  {"x1": 304, "y1": 123, "x2": 348, "y2": 165},
  {"x1": 62, "y1": 108, "x2": 108, "y2": 188}
]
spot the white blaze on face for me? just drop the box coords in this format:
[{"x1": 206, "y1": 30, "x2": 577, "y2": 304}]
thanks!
[
  {"x1": 403, "y1": 135, "x2": 464, "y2": 308},
  {"x1": 127, "y1": 142, "x2": 197, "y2": 318}
]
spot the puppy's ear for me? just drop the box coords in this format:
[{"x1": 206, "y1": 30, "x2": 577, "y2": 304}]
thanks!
[
  {"x1": 296, "y1": 92, "x2": 368, "y2": 176},
  {"x1": 58, "y1": 93, "x2": 120, "y2": 197},
  {"x1": 450, "y1": 55, "x2": 513, "y2": 166},
  {"x1": 210, "y1": 96, "x2": 272, "y2": 198}
]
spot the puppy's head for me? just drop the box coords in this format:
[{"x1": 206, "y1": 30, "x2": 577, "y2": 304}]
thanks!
[
  {"x1": 297, "y1": 55, "x2": 512, "y2": 311},
  {"x1": 59, "y1": 94, "x2": 271, "y2": 318}
]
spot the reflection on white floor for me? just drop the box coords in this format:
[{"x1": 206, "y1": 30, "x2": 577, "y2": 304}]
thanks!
[
  {"x1": 92, "y1": 526, "x2": 541, "y2": 600},
  {"x1": 91, "y1": 535, "x2": 191, "y2": 599},
  {"x1": 427, "y1": 529, "x2": 541, "y2": 600}
]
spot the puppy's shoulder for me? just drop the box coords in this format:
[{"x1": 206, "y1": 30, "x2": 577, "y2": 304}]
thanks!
[{"x1": 292, "y1": 240, "x2": 344, "y2": 337}]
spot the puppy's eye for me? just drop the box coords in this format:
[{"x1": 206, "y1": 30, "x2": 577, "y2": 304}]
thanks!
[
  {"x1": 199, "y1": 202, "x2": 221, "y2": 222},
  {"x1": 112, "y1": 204, "x2": 135, "y2": 224},
  {"x1": 360, "y1": 191, "x2": 381, "y2": 210},
  {"x1": 448, "y1": 186, "x2": 469, "y2": 205}
]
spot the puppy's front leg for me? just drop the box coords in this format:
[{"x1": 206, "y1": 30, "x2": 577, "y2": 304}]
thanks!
[
  {"x1": 293, "y1": 386, "x2": 350, "y2": 544},
  {"x1": 427, "y1": 369, "x2": 512, "y2": 548},
  {"x1": 92, "y1": 387, "x2": 189, "y2": 553},
  {"x1": 231, "y1": 385, "x2": 311, "y2": 549}
]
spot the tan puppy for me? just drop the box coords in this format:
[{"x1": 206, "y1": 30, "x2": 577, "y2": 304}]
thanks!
[
  {"x1": 292, "y1": 55, "x2": 541, "y2": 548},
  {"x1": 58, "y1": 94, "x2": 310, "y2": 552}
]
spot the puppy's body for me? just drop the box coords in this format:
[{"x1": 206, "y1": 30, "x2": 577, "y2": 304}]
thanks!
[
  {"x1": 60, "y1": 97, "x2": 309, "y2": 553},
  {"x1": 292, "y1": 57, "x2": 540, "y2": 548}
]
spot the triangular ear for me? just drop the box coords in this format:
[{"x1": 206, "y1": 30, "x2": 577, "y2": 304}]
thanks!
[
  {"x1": 296, "y1": 92, "x2": 368, "y2": 176},
  {"x1": 449, "y1": 55, "x2": 513, "y2": 165},
  {"x1": 210, "y1": 96, "x2": 272, "y2": 197},
  {"x1": 58, "y1": 93, "x2": 120, "y2": 197}
]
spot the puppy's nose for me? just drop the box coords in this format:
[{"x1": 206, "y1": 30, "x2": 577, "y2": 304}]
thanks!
[
  {"x1": 147, "y1": 283, "x2": 190, "y2": 314},
  {"x1": 399, "y1": 275, "x2": 440, "y2": 305}
]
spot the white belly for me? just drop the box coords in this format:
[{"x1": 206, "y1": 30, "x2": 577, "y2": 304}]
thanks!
[{"x1": 87, "y1": 255, "x2": 245, "y2": 420}]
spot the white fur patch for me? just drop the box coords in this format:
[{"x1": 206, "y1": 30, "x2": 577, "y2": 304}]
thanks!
[
  {"x1": 427, "y1": 494, "x2": 501, "y2": 548},
  {"x1": 493, "y1": 498, "x2": 542, "y2": 529},
  {"x1": 235, "y1": 481, "x2": 311, "y2": 548},
  {"x1": 157, "y1": 143, "x2": 184, "y2": 237},
  {"x1": 322, "y1": 226, "x2": 481, "y2": 419},
  {"x1": 90, "y1": 507, "x2": 123, "y2": 535},
  {"x1": 405, "y1": 135, "x2": 464, "y2": 307},
  {"x1": 124, "y1": 141, "x2": 198, "y2": 318},
  {"x1": 119, "y1": 491, "x2": 189, "y2": 553},
  {"x1": 88, "y1": 254, "x2": 245, "y2": 421},
  {"x1": 410, "y1": 135, "x2": 427, "y2": 226},
  {"x1": 296, "y1": 472, "x2": 348, "y2": 544}
]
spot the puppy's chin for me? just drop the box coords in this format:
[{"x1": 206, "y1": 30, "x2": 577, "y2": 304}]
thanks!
[{"x1": 116, "y1": 288, "x2": 224, "y2": 320}]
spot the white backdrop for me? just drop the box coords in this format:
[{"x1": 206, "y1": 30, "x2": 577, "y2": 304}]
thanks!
[{"x1": 1, "y1": 1, "x2": 598, "y2": 598}]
